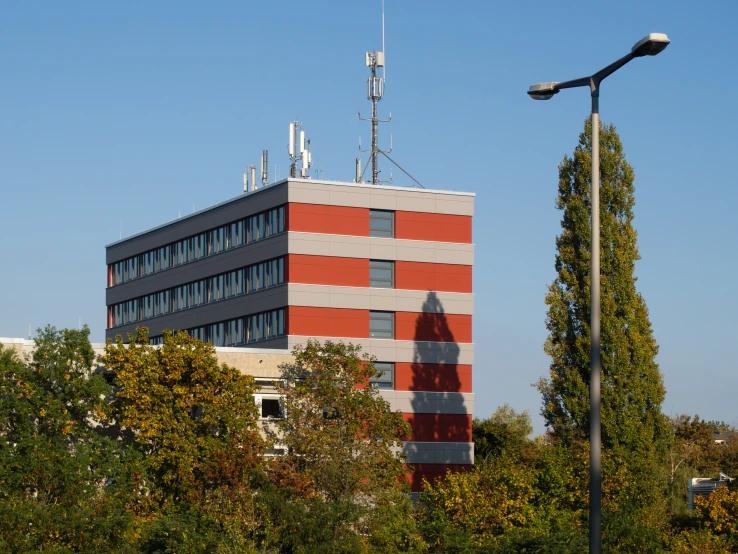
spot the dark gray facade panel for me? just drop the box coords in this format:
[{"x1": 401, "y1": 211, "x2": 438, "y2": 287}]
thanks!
[
  {"x1": 106, "y1": 183, "x2": 288, "y2": 264},
  {"x1": 106, "y1": 234, "x2": 288, "y2": 305},
  {"x1": 105, "y1": 285, "x2": 289, "y2": 341},
  {"x1": 246, "y1": 336, "x2": 290, "y2": 350}
]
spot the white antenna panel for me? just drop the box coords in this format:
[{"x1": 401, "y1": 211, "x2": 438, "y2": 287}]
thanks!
[
  {"x1": 288, "y1": 123, "x2": 295, "y2": 157},
  {"x1": 375, "y1": 52, "x2": 385, "y2": 67},
  {"x1": 299, "y1": 130, "x2": 305, "y2": 154},
  {"x1": 365, "y1": 52, "x2": 372, "y2": 67}
]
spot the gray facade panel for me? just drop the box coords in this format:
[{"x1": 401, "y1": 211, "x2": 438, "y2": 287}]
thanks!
[
  {"x1": 106, "y1": 183, "x2": 288, "y2": 264},
  {"x1": 106, "y1": 284, "x2": 288, "y2": 341},
  {"x1": 106, "y1": 234, "x2": 288, "y2": 305}
]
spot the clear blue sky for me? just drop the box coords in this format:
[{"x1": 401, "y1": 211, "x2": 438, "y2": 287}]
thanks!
[{"x1": 1, "y1": 1, "x2": 736, "y2": 433}]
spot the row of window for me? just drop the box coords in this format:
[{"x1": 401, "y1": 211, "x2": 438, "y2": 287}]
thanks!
[
  {"x1": 111, "y1": 205, "x2": 286, "y2": 286},
  {"x1": 111, "y1": 257, "x2": 285, "y2": 328},
  {"x1": 150, "y1": 308, "x2": 286, "y2": 347}
]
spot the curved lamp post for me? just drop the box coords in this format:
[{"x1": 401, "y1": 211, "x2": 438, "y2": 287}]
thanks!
[{"x1": 527, "y1": 33, "x2": 669, "y2": 554}]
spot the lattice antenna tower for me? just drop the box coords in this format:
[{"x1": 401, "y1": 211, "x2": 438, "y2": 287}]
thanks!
[
  {"x1": 356, "y1": 2, "x2": 424, "y2": 188},
  {"x1": 358, "y1": 49, "x2": 390, "y2": 185}
]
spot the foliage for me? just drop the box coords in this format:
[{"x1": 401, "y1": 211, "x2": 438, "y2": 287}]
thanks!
[
  {"x1": 4, "y1": 324, "x2": 736, "y2": 551},
  {"x1": 693, "y1": 486, "x2": 738, "y2": 548},
  {"x1": 102, "y1": 327, "x2": 265, "y2": 508},
  {"x1": 0, "y1": 327, "x2": 133, "y2": 553},
  {"x1": 538, "y1": 116, "x2": 669, "y2": 453},
  {"x1": 419, "y1": 458, "x2": 537, "y2": 547},
  {"x1": 275, "y1": 339, "x2": 411, "y2": 503},
  {"x1": 536, "y1": 118, "x2": 671, "y2": 541},
  {"x1": 472, "y1": 404, "x2": 533, "y2": 460},
  {"x1": 271, "y1": 339, "x2": 420, "y2": 552}
]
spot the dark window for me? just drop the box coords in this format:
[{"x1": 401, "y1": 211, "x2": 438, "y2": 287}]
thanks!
[
  {"x1": 370, "y1": 210, "x2": 394, "y2": 238},
  {"x1": 370, "y1": 362, "x2": 394, "y2": 390},
  {"x1": 370, "y1": 311, "x2": 394, "y2": 339},
  {"x1": 370, "y1": 260, "x2": 394, "y2": 288},
  {"x1": 261, "y1": 398, "x2": 282, "y2": 418}
]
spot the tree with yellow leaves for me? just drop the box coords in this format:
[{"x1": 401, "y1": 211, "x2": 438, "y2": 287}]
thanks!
[{"x1": 102, "y1": 327, "x2": 265, "y2": 508}]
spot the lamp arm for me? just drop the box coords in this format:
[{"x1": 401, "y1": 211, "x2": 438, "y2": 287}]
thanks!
[
  {"x1": 554, "y1": 76, "x2": 592, "y2": 92},
  {"x1": 593, "y1": 51, "x2": 635, "y2": 86}
]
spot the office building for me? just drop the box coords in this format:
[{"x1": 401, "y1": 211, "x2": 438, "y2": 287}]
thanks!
[{"x1": 105, "y1": 177, "x2": 475, "y2": 490}]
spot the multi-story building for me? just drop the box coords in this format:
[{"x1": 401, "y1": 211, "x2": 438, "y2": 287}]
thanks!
[{"x1": 105, "y1": 177, "x2": 475, "y2": 490}]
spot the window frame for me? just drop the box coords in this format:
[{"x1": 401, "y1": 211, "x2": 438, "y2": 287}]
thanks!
[
  {"x1": 369, "y1": 210, "x2": 394, "y2": 238},
  {"x1": 369, "y1": 311, "x2": 395, "y2": 339},
  {"x1": 369, "y1": 260, "x2": 395, "y2": 288},
  {"x1": 370, "y1": 362, "x2": 395, "y2": 390}
]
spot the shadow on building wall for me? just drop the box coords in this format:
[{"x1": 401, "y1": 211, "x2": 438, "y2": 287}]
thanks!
[{"x1": 407, "y1": 291, "x2": 471, "y2": 490}]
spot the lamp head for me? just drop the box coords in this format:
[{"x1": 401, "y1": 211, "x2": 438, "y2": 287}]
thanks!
[
  {"x1": 527, "y1": 82, "x2": 560, "y2": 100},
  {"x1": 631, "y1": 33, "x2": 670, "y2": 57}
]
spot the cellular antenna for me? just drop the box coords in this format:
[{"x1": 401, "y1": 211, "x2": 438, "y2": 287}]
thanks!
[
  {"x1": 261, "y1": 150, "x2": 269, "y2": 185},
  {"x1": 382, "y1": 0, "x2": 386, "y2": 82},
  {"x1": 288, "y1": 121, "x2": 312, "y2": 178}
]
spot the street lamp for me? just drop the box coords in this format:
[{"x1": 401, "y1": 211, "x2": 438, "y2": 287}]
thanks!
[{"x1": 527, "y1": 32, "x2": 669, "y2": 554}]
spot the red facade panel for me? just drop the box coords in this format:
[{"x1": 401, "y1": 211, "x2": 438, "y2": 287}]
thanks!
[
  {"x1": 394, "y1": 362, "x2": 472, "y2": 393},
  {"x1": 287, "y1": 203, "x2": 369, "y2": 236},
  {"x1": 403, "y1": 413, "x2": 472, "y2": 442},
  {"x1": 287, "y1": 255, "x2": 369, "y2": 287},
  {"x1": 395, "y1": 261, "x2": 472, "y2": 293},
  {"x1": 395, "y1": 312, "x2": 472, "y2": 343},
  {"x1": 395, "y1": 212, "x2": 472, "y2": 243},
  {"x1": 406, "y1": 463, "x2": 472, "y2": 492},
  {"x1": 287, "y1": 307, "x2": 471, "y2": 343},
  {"x1": 287, "y1": 306, "x2": 369, "y2": 338}
]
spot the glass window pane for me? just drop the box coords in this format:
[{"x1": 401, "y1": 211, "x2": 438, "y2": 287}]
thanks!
[
  {"x1": 370, "y1": 210, "x2": 394, "y2": 238},
  {"x1": 369, "y1": 311, "x2": 394, "y2": 339}
]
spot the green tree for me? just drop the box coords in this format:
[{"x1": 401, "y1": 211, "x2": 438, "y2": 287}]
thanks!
[
  {"x1": 537, "y1": 118, "x2": 671, "y2": 544},
  {"x1": 0, "y1": 326, "x2": 133, "y2": 553},
  {"x1": 102, "y1": 328, "x2": 265, "y2": 516},
  {"x1": 473, "y1": 404, "x2": 533, "y2": 460},
  {"x1": 538, "y1": 117, "x2": 669, "y2": 451},
  {"x1": 272, "y1": 339, "x2": 420, "y2": 552}
]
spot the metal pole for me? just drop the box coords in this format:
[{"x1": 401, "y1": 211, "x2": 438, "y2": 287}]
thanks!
[
  {"x1": 589, "y1": 91, "x2": 601, "y2": 554},
  {"x1": 371, "y1": 65, "x2": 379, "y2": 185}
]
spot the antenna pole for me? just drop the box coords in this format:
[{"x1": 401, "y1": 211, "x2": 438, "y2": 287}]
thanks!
[
  {"x1": 262, "y1": 150, "x2": 269, "y2": 185},
  {"x1": 382, "y1": 0, "x2": 386, "y2": 82},
  {"x1": 371, "y1": 62, "x2": 379, "y2": 185}
]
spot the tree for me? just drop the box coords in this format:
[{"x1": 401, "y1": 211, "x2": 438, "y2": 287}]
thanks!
[
  {"x1": 473, "y1": 404, "x2": 533, "y2": 460},
  {"x1": 272, "y1": 339, "x2": 419, "y2": 551},
  {"x1": 692, "y1": 486, "x2": 738, "y2": 550},
  {"x1": 537, "y1": 118, "x2": 671, "y2": 537},
  {"x1": 102, "y1": 328, "x2": 265, "y2": 510},
  {"x1": 538, "y1": 117, "x2": 669, "y2": 452},
  {"x1": 0, "y1": 326, "x2": 133, "y2": 553}
]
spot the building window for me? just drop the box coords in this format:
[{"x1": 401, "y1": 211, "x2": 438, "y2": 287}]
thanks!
[
  {"x1": 370, "y1": 210, "x2": 394, "y2": 238},
  {"x1": 261, "y1": 398, "x2": 283, "y2": 419},
  {"x1": 110, "y1": 257, "x2": 285, "y2": 328},
  {"x1": 147, "y1": 307, "x2": 286, "y2": 347},
  {"x1": 110, "y1": 205, "x2": 286, "y2": 287},
  {"x1": 370, "y1": 311, "x2": 394, "y2": 339},
  {"x1": 370, "y1": 362, "x2": 394, "y2": 390},
  {"x1": 370, "y1": 260, "x2": 394, "y2": 288}
]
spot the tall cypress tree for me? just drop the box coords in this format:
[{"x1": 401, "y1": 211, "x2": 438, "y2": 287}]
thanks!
[{"x1": 538, "y1": 117, "x2": 669, "y2": 462}]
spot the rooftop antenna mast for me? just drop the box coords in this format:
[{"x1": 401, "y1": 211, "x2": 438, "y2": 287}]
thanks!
[
  {"x1": 356, "y1": 1, "x2": 424, "y2": 188},
  {"x1": 288, "y1": 122, "x2": 312, "y2": 178},
  {"x1": 359, "y1": 49, "x2": 389, "y2": 185}
]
